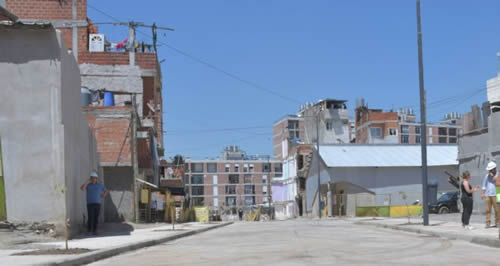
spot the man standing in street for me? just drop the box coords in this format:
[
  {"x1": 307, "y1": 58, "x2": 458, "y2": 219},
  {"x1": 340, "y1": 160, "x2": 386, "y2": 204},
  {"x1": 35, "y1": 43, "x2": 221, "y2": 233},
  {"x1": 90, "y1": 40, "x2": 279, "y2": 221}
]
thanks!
[
  {"x1": 482, "y1": 162, "x2": 500, "y2": 228},
  {"x1": 80, "y1": 171, "x2": 108, "y2": 235}
]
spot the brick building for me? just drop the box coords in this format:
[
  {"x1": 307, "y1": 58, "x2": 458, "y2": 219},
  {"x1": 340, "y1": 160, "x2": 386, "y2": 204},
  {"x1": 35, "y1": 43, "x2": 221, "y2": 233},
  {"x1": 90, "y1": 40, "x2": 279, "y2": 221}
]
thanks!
[
  {"x1": 2, "y1": 0, "x2": 165, "y2": 222},
  {"x1": 355, "y1": 105, "x2": 462, "y2": 144},
  {"x1": 171, "y1": 146, "x2": 282, "y2": 211}
]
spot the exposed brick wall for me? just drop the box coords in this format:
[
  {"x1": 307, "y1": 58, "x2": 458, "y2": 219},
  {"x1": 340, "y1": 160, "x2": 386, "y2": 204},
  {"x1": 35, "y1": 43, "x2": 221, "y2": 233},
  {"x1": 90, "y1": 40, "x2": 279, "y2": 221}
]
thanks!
[
  {"x1": 6, "y1": 0, "x2": 87, "y2": 20},
  {"x1": 85, "y1": 112, "x2": 132, "y2": 165},
  {"x1": 136, "y1": 53, "x2": 158, "y2": 69},
  {"x1": 79, "y1": 51, "x2": 129, "y2": 65}
]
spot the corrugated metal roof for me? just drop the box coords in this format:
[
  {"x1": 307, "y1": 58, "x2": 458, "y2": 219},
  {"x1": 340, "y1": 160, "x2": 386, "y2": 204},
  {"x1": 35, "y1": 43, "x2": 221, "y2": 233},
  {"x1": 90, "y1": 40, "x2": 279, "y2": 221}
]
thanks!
[{"x1": 319, "y1": 144, "x2": 458, "y2": 167}]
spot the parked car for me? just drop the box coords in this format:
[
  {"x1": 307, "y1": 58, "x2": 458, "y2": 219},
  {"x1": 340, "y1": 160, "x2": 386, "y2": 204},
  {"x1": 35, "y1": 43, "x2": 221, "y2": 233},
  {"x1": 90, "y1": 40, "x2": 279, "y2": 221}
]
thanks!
[{"x1": 429, "y1": 191, "x2": 459, "y2": 214}]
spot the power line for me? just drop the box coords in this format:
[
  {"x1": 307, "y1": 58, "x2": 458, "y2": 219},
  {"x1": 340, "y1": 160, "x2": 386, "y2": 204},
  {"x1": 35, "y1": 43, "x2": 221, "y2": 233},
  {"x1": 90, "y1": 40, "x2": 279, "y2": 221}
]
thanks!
[{"x1": 87, "y1": 3, "x2": 302, "y2": 104}]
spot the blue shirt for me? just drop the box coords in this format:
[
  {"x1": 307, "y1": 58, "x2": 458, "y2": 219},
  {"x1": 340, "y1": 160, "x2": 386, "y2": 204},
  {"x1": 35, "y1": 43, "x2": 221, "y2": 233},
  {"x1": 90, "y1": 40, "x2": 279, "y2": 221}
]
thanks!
[
  {"x1": 482, "y1": 174, "x2": 497, "y2": 197},
  {"x1": 86, "y1": 183, "x2": 105, "y2": 204}
]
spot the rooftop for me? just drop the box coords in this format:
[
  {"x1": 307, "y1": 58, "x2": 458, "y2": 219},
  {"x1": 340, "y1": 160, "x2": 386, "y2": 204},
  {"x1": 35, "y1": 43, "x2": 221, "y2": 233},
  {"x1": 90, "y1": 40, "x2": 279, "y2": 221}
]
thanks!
[{"x1": 318, "y1": 144, "x2": 458, "y2": 168}]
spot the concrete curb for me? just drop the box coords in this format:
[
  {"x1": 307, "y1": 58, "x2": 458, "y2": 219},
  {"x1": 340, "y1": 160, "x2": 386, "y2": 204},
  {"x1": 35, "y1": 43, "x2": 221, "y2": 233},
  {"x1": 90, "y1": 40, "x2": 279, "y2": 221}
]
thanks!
[
  {"x1": 356, "y1": 220, "x2": 500, "y2": 249},
  {"x1": 39, "y1": 222, "x2": 233, "y2": 266}
]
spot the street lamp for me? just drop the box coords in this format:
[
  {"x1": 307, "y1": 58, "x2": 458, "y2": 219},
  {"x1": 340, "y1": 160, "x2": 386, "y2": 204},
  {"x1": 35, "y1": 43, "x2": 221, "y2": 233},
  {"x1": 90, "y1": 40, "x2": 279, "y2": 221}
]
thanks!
[{"x1": 416, "y1": 0, "x2": 429, "y2": 226}]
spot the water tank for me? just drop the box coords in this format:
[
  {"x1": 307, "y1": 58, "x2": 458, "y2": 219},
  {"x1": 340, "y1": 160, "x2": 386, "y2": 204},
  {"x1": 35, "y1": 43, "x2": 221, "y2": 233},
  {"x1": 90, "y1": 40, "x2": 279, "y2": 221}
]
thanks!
[
  {"x1": 81, "y1": 87, "x2": 91, "y2": 106},
  {"x1": 104, "y1": 91, "x2": 115, "y2": 106}
]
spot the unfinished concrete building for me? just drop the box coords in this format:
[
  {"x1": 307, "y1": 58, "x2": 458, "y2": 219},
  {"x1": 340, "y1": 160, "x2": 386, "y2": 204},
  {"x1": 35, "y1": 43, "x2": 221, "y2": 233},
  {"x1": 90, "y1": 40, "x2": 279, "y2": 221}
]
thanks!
[
  {"x1": 0, "y1": 9, "x2": 99, "y2": 235},
  {"x1": 458, "y1": 54, "x2": 500, "y2": 213},
  {"x1": 1, "y1": 0, "x2": 165, "y2": 223}
]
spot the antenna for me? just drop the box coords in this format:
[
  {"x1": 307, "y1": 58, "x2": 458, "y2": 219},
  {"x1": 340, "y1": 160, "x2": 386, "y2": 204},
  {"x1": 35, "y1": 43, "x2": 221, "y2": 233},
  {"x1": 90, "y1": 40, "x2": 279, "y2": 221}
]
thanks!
[{"x1": 93, "y1": 21, "x2": 174, "y2": 52}]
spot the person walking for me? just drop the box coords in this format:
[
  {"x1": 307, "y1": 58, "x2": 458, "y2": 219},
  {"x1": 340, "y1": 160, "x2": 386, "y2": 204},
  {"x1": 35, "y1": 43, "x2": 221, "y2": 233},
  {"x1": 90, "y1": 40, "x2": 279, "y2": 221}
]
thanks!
[
  {"x1": 461, "y1": 171, "x2": 479, "y2": 230},
  {"x1": 482, "y1": 162, "x2": 500, "y2": 228},
  {"x1": 80, "y1": 171, "x2": 108, "y2": 235},
  {"x1": 238, "y1": 208, "x2": 244, "y2": 221}
]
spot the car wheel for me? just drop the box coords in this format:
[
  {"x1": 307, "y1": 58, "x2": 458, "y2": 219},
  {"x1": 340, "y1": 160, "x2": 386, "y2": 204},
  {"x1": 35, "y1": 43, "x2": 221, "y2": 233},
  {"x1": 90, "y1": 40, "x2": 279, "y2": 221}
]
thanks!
[{"x1": 438, "y1": 206, "x2": 450, "y2": 214}]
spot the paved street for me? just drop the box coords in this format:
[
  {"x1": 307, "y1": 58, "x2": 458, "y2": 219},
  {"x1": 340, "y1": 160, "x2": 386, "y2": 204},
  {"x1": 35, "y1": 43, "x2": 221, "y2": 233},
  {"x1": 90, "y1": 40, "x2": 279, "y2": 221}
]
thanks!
[{"x1": 90, "y1": 219, "x2": 500, "y2": 266}]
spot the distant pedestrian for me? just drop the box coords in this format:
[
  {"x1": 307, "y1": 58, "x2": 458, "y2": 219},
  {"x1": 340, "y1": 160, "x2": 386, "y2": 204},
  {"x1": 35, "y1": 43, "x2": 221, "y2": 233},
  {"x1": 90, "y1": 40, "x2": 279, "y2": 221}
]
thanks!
[
  {"x1": 482, "y1": 162, "x2": 500, "y2": 228},
  {"x1": 238, "y1": 208, "x2": 243, "y2": 221},
  {"x1": 80, "y1": 171, "x2": 108, "y2": 235},
  {"x1": 461, "y1": 171, "x2": 479, "y2": 230}
]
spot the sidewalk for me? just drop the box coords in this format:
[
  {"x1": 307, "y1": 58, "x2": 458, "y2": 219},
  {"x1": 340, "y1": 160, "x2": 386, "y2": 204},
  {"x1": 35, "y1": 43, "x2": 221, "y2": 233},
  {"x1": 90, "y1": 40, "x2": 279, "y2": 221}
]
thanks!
[
  {"x1": 0, "y1": 221, "x2": 232, "y2": 266},
  {"x1": 353, "y1": 217, "x2": 500, "y2": 248}
]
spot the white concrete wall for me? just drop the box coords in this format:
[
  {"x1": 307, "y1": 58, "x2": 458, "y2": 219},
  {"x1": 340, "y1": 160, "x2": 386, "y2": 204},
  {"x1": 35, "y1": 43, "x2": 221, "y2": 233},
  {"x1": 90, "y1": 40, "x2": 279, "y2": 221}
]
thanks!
[
  {"x1": 0, "y1": 27, "x2": 99, "y2": 234},
  {"x1": 304, "y1": 151, "x2": 458, "y2": 213}
]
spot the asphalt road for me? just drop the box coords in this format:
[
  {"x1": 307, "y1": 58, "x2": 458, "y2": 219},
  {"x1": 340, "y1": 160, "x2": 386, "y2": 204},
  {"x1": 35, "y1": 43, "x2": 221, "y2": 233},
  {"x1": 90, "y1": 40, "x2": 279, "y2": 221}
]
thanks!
[{"x1": 90, "y1": 219, "x2": 499, "y2": 266}]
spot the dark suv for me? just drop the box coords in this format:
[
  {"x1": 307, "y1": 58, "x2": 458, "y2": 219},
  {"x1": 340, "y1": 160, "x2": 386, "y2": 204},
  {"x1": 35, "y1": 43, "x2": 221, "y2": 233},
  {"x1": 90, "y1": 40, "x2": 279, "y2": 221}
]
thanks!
[{"x1": 429, "y1": 191, "x2": 459, "y2": 214}]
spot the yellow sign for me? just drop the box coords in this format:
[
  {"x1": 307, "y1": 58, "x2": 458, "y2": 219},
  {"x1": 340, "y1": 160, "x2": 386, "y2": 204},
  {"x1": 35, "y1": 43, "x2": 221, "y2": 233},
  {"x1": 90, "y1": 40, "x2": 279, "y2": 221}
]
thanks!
[
  {"x1": 140, "y1": 189, "x2": 149, "y2": 204},
  {"x1": 194, "y1": 207, "x2": 209, "y2": 223}
]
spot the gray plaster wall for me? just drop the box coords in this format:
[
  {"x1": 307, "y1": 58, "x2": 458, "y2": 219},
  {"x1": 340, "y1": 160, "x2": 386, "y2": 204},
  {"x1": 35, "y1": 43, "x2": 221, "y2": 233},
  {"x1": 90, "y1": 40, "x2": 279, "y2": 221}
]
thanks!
[
  {"x1": 458, "y1": 112, "x2": 500, "y2": 213},
  {"x1": 79, "y1": 64, "x2": 144, "y2": 117},
  {"x1": 103, "y1": 166, "x2": 134, "y2": 222},
  {"x1": 0, "y1": 27, "x2": 99, "y2": 234}
]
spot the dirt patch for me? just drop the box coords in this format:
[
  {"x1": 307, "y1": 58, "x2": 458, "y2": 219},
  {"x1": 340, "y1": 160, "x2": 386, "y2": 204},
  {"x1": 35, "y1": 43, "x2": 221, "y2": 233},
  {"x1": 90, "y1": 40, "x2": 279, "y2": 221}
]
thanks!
[{"x1": 12, "y1": 248, "x2": 91, "y2": 256}]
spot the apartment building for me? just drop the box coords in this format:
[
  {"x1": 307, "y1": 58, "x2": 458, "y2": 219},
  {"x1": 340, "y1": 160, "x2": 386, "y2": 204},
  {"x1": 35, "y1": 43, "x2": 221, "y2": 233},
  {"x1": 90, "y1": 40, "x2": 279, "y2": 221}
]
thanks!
[
  {"x1": 355, "y1": 105, "x2": 462, "y2": 144},
  {"x1": 182, "y1": 146, "x2": 282, "y2": 211}
]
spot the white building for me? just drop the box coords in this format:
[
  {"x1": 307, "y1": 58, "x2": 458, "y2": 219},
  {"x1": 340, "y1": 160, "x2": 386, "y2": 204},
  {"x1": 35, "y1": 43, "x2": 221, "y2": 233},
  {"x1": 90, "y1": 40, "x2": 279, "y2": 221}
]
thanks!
[{"x1": 305, "y1": 144, "x2": 459, "y2": 217}]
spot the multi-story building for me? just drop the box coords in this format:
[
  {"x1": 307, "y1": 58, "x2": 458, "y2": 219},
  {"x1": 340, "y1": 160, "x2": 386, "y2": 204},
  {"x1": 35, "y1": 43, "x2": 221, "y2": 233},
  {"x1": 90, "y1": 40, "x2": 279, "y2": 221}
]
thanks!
[
  {"x1": 1, "y1": 0, "x2": 165, "y2": 222},
  {"x1": 355, "y1": 104, "x2": 462, "y2": 145},
  {"x1": 273, "y1": 99, "x2": 352, "y2": 161},
  {"x1": 181, "y1": 146, "x2": 282, "y2": 211}
]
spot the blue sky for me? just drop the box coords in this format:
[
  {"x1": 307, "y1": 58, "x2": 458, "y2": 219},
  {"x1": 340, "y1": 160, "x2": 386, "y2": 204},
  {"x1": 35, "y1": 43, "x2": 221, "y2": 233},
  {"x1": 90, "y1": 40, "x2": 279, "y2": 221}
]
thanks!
[{"x1": 88, "y1": 0, "x2": 500, "y2": 159}]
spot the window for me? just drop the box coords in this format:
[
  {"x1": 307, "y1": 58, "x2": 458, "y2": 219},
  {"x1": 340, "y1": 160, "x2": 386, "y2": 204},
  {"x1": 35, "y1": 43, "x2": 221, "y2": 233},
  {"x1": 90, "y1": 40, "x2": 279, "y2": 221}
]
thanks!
[
  {"x1": 274, "y1": 163, "x2": 282, "y2": 173},
  {"x1": 207, "y1": 163, "x2": 217, "y2": 173},
  {"x1": 439, "y1": 136, "x2": 447, "y2": 143},
  {"x1": 262, "y1": 175, "x2": 267, "y2": 184},
  {"x1": 229, "y1": 174, "x2": 239, "y2": 184},
  {"x1": 370, "y1": 127, "x2": 382, "y2": 138},
  {"x1": 401, "y1": 125, "x2": 409, "y2": 134},
  {"x1": 193, "y1": 197, "x2": 204, "y2": 206},
  {"x1": 249, "y1": 164, "x2": 254, "y2": 172},
  {"x1": 415, "y1": 126, "x2": 421, "y2": 135},
  {"x1": 401, "y1": 135, "x2": 409, "y2": 144},
  {"x1": 225, "y1": 185, "x2": 236, "y2": 195},
  {"x1": 243, "y1": 164, "x2": 248, "y2": 173},
  {"x1": 244, "y1": 185, "x2": 255, "y2": 194},
  {"x1": 234, "y1": 164, "x2": 239, "y2": 173},
  {"x1": 244, "y1": 175, "x2": 252, "y2": 184},
  {"x1": 192, "y1": 186, "x2": 204, "y2": 196},
  {"x1": 263, "y1": 163, "x2": 271, "y2": 173},
  {"x1": 416, "y1": 136, "x2": 421, "y2": 144},
  {"x1": 389, "y1": 128, "x2": 397, "y2": 136},
  {"x1": 226, "y1": 196, "x2": 236, "y2": 206},
  {"x1": 449, "y1": 128, "x2": 457, "y2": 136},
  {"x1": 244, "y1": 196, "x2": 255, "y2": 205},
  {"x1": 191, "y1": 175, "x2": 204, "y2": 184},
  {"x1": 191, "y1": 163, "x2": 203, "y2": 173},
  {"x1": 225, "y1": 164, "x2": 230, "y2": 173},
  {"x1": 326, "y1": 119, "x2": 333, "y2": 131},
  {"x1": 438, "y1": 127, "x2": 447, "y2": 136},
  {"x1": 449, "y1": 137, "x2": 457, "y2": 143}
]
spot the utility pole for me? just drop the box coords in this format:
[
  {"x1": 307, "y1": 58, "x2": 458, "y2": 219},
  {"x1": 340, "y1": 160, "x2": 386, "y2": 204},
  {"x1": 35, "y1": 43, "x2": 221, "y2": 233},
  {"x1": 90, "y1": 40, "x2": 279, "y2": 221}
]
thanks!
[
  {"x1": 316, "y1": 108, "x2": 321, "y2": 219},
  {"x1": 267, "y1": 156, "x2": 272, "y2": 220},
  {"x1": 416, "y1": 0, "x2": 429, "y2": 226},
  {"x1": 131, "y1": 94, "x2": 140, "y2": 223}
]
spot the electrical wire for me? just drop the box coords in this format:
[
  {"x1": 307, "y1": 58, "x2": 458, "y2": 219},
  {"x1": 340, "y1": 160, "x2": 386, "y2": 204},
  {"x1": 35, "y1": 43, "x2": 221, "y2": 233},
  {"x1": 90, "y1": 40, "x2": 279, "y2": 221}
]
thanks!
[{"x1": 87, "y1": 3, "x2": 302, "y2": 104}]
